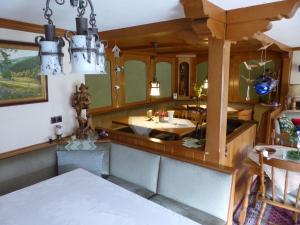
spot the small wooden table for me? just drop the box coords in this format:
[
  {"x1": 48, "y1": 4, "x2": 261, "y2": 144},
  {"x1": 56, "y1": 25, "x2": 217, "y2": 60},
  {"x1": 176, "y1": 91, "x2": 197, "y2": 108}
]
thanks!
[{"x1": 112, "y1": 116, "x2": 196, "y2": 138}]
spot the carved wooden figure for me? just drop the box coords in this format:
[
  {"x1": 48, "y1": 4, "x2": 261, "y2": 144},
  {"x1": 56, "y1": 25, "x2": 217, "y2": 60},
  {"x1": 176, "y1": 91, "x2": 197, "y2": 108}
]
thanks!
[{"x1": 71, "y1": 83, "x2": 94, "y2": 139}]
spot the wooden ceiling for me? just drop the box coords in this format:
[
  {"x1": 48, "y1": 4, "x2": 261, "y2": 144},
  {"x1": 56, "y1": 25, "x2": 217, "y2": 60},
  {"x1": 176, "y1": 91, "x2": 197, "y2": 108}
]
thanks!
[
  {"x1": 1, "y1": 0, "x2": 299, "y2": 55},
  {"x1": 99, "y1": 19, "x2": 289, "y2": 55}
]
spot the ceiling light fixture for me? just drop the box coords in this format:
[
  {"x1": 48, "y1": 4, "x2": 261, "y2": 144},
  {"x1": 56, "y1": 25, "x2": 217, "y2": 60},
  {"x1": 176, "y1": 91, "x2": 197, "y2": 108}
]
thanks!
[
  {"x1": 35, "y1": 0, "x2": 108, "y2": 76},
  {"x1": 150, "y1": 43, "x2": 160, "y2": 97}
]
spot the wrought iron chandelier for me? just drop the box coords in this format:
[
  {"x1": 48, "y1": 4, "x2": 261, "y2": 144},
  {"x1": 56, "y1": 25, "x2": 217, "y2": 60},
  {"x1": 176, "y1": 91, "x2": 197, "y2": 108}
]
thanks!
[
  {"x1": 35, "y1": 0, "x2": 108, "y2": 76},
  {"x1": 150, "y1": 43, "x2": 160, "y2": 96}
]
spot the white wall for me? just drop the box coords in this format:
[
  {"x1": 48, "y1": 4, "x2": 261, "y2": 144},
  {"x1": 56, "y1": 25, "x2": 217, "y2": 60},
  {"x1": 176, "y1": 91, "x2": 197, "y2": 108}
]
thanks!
[
  {"x1": 0, "y1": 28, "x2": 85, "y2": 153},
  {"x1": 290, "y1": 51, "x2": 300, "y2": 84}
]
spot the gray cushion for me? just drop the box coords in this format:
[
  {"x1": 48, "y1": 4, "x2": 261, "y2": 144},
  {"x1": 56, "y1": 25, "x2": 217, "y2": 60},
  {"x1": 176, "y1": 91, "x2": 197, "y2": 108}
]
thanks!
[
  {"x1": 0, "y1": 146, "x2": 57, "y2": 196},
  {"x1": 110, "y1": 143, "x2": 160, "y2": 193},
  {"x1": 107, "y1": 175, "x2": 155, "y2": 199},
  {"x1": 56, "y1": 150, "x2": 104, "y2": 176},
  {"x1": 157, "y1": 156, "x2": 232, "y2": 221},
  {"x1": 150, "y1": 195, "x2": 226, "y2": 225},
  {"x1": 95, "y1": 143, "x2": 110, "y2": 175}
]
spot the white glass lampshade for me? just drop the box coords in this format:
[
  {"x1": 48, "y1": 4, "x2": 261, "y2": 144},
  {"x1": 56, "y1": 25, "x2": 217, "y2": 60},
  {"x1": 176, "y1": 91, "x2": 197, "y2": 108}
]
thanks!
[
  {"x1": 39, "y1": 41, "x2": 64, "y2": 75},
  {"x1": 70, "y1": 35, "x2": 98, "y2": 74},
  {"x1": 288, "y1": 84, "x2": 300, "y2": 97},
  {"x1": 95, "y1": 41, "x2": 106, "y2": 74},
  {"x1": 203, "y1": 78, "x2": 208, "y2": 89},
  {"x1": 150, "y1": 81, "x2": 160, "y2": 96}
]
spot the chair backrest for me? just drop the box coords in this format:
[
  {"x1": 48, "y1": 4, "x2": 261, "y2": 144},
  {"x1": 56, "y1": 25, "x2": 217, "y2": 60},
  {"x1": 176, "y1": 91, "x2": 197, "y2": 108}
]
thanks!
[
  {"x1": 173, "y1": 110, "x2": 187, "y2": 119},
  {"x1": 259, "y1": 154, "x2": 300, "y2": 207},
  {"x1": 188, "y1": 110, "x2": 206, "y2": 123}
]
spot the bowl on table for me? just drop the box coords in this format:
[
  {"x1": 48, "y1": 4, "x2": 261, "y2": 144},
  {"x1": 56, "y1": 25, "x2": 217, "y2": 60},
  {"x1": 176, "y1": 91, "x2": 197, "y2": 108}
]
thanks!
[{"x1": 255, "y1": 146, "x2": 276, "y2": 155}]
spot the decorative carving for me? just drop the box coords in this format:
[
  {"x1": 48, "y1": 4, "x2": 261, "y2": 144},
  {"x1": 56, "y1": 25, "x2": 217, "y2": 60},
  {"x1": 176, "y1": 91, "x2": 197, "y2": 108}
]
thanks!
[
  {"x1": 71, "y1": 83, "x2": 94, "y2": 139},
  {"x1": 181, "y1": 0, "x2": 300, "y2": 42}
]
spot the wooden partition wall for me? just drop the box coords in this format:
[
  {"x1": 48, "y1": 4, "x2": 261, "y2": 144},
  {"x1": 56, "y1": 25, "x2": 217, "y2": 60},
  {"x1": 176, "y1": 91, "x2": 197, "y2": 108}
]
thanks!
[{"x1": 86, "y1": 52, "x2": 176, "y2": 115}]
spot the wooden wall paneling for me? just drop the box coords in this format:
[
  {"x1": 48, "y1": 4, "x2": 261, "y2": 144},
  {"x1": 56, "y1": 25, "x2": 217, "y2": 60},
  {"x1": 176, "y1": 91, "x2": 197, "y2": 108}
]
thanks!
[
  {"x1": 228, "y1": 55, "x2": 240, "y2": 102},
  {"x1": 205, "y1": 37, "x2": 231, "y2": 164},
  {"x1": 229, "y1": 51, "x2": 283, "y2": 104},
  {"x1": 150, "y1": 57, "x2": 176, "y2": 102},
  {"x1": 281, "y1": 52, "x2": 293, "y2": 105},
  {"x1": 122, "y1": 54, "x2": 150, "y2": 106},
  {"x1": 109, "y1": 52, "x2": 119, "y2": 108},
  {"x1": 190, "y1": 57, "x2": 197, "y2": 97},
  {"x1": 223, "y1": 123, "x2": 257, "y2": 167},
  {"x1": 174, "y1": 58, "x2": 179, "y2": 95}
]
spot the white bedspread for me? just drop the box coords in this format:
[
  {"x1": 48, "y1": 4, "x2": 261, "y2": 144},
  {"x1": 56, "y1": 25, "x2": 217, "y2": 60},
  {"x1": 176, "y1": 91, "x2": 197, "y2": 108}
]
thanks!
[{"x1": 0, "y1": 169, "x2": 200, "y2": 225}]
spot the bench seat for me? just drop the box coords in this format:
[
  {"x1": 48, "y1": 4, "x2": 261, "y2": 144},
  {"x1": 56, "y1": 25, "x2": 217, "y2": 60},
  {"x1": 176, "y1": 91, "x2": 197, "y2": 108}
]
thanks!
[
  {"x1": 107, "y1": 175, "x2": 155, "y2": 199},
  {"x1": 150, "y1": 194, "x2": 226, "y2": 225}
]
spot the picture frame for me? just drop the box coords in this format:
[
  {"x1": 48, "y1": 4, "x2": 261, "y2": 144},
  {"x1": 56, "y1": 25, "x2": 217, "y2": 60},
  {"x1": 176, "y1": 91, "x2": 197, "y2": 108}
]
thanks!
[{"x1": 0, "y1": 40, "x2": 48, "y2": 107}]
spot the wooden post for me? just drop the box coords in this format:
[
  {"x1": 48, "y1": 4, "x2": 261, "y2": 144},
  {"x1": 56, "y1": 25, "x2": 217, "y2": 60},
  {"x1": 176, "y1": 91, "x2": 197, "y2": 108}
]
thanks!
[
  {"x1": 280, "y1": 52, "x2": 293, "y2": 107},
  {"x1": 204, "y1": 37, "x2": 231, "y2": 164}
]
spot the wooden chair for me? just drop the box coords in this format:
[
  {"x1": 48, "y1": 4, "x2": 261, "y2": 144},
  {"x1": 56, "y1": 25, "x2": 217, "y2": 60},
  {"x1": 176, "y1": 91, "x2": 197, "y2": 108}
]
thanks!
[
  {"x1": 257, "y1": 154, "x2": 300, "y2": 225},
  {"x1": 188, "y1": 110, "x2": 206, "y2": 124},
  {"x1": 174, "y1": 110, "x2": 188, "y2": 119}
]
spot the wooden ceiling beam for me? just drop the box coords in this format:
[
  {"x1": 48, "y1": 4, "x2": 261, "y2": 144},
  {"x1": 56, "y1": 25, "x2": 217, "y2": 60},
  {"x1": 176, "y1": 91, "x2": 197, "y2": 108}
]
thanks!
[
  {"x1": 121, "y1": 43, "x2": 207, "y2": 51},
  {"x1": 180, "y1": 0, "x2": 226, "y2": 40},
  {"x1": 253, "y1": 33, "x2": 292, "y2": 52},
  {"x1": 227, "y1": 0, "x2": 300, "y2": 24},
  {"x1": 99, "y1": 18, "x2": 193, "y2": 40},
  {"x1": 0, "y1": 18, "x2": 65, "y2": 36},
  {"x1": 226, "y1": 20, "x2": 272, "y2": 41},
  {"x1": 180, "y1": 0, "x2": 226, "y2": 23},
  {"x1": 226, "y1": 0, "x2": 300, "y2": 42},
  {"x1": 180, "y1": 0, "x2": 299, "y2": 49}
]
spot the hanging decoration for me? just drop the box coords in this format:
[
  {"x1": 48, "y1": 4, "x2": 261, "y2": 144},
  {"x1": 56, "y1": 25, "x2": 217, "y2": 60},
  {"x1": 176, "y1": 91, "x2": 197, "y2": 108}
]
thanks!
[
  {"x1": 112, "y1": 44, "x2": 123, "y2": 108},
  {"x1": 35, "y1": 0, "x2": 108, "y2": 76},
  {"x1": 240, "y1": 42, "x2": 280, "y2": 102},
  {"x1": 254, "y1": 42, "x2": 279, "y2": 96},
  {"x1": 240, "y1": 61, "x2": 257, "y2": 101},
  {"x1": 150, "y1": 43, "x2": 160, "y2": 97}
]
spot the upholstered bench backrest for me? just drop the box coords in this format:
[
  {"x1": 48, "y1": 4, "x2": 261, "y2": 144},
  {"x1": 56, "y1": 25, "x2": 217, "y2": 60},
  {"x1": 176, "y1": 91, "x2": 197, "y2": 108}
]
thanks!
[
  {"x1": 157, "y1": 156, "x2": 233, "y2": 221},
  {"x1": 0, "y1": 146, "x2": 57, "y2": 196},
  {"x1": 110, "y1": 143, "x2": 160, "y2": 193}
]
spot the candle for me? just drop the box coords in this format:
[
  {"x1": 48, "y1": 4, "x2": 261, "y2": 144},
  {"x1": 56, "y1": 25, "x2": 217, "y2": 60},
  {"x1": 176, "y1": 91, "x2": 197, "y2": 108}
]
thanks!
[{"x1": 55, "y1": 125, "x2": 63, "y2": 136}]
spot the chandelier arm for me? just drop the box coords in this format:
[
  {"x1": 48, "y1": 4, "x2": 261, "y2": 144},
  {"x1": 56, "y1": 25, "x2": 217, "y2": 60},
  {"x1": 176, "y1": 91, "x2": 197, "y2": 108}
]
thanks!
[
  {"x1": 86, "y1": 0, "x2": 97, "y2": 28},
  {"x1": 43, "y1": 0, "x2": 66, "y2": 25}
]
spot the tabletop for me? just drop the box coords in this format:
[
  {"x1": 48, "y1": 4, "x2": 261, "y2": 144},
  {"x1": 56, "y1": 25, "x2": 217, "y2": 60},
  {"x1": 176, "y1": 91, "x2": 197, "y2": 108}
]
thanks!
[
  {"x1": 112, "y1": 116, "x2": 196, "y2": 137},
  {"x1": 0, "y1": 169, "x2": 199, "y2": 225}
]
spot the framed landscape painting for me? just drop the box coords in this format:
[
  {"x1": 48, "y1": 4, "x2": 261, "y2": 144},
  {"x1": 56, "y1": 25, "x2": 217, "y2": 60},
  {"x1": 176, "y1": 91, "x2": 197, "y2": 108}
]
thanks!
[{"x1": 0, "y1": 40, "x2": 48, "y2": 107}]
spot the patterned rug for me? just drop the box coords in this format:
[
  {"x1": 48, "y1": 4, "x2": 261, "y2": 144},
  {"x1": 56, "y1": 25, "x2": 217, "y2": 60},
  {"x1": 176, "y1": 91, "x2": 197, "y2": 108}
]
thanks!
[{"x1": 233, "y1": 185, "x2": 300, "y2": 225}]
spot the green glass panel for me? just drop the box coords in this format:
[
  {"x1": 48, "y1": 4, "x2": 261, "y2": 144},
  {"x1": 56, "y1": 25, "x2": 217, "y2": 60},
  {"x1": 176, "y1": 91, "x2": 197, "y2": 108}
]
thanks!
[
  {"x1": 125, "y1": 60, "x2": 147, "y2": 103},
  {"x1": 85, "y1": 61, "x2": 111, "y2": 108},
  {"x1": 239, "y1": 60, "x2": 277, "y2": 101},
  {"x1": 196, "y1": 61, "x2": 208, "y2": 86},
  {"x1": 156, "y1": 62, "x2": 172, "y2": 98}
]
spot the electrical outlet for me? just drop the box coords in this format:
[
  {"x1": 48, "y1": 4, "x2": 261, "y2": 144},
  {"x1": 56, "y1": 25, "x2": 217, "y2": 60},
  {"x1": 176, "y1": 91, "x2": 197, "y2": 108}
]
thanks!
[
  {"x1": 50, "y1": 117, "x2": 57, "y2": 124},
  {"x1": 57, "y1": 116, "x2": 62, "y2": 123}
]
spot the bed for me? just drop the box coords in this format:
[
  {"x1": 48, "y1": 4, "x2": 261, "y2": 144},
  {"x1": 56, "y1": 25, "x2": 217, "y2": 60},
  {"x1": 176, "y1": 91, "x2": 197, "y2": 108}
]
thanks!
[{"x1": 0, "y1": 169, "x2": 200, "y2": 225}]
